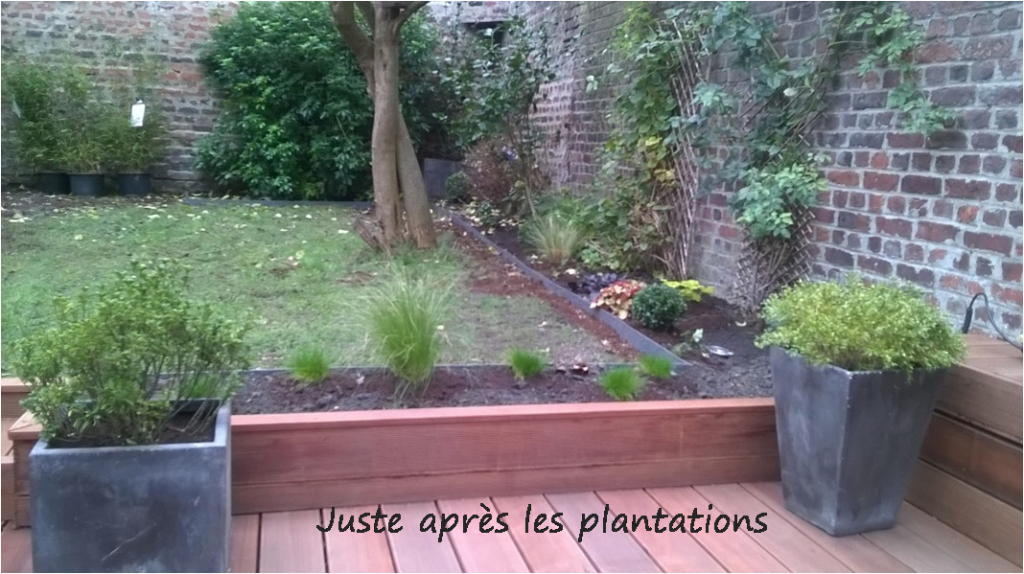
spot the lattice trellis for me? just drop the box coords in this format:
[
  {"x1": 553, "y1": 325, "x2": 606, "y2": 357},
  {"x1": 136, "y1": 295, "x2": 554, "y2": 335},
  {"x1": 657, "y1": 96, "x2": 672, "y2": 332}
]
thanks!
[{"x1": 731, "y1": 206, "x2": 815, "y2": 316}]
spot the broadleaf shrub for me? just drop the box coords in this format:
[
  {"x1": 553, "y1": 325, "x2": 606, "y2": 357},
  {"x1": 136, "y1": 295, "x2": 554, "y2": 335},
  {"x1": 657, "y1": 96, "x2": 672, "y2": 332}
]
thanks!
[
  {"x1": 14, "y1": 260, "x2": 252, "y2": 446},
  {"x1": 757, "y1": 277, "x2": 967, "y2": 372},
  {"x1": 197, "y1": 2, "x2": 454, "y2": 200},
  {"x1": 631, "y1": 284, "x2": 687, "y2": 331}
]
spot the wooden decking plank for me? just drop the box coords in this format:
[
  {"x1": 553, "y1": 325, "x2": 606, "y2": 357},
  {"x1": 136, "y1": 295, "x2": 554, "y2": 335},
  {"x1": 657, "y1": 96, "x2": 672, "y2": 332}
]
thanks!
[
  {"x1": 863, "y1": 524, "x2": 972, "y2": 572},
  {"x1": 229, "y1": 514, "x2": 260, "y2": 574},
  {"x1": 742, "y1": 482, "x2": 911, "y2": 573},
  {"x1": 492, "y1": 495, "x2": 597, "y2": 573},
  {"x1": 939, "y1": 364, "x2": 1022, "y2": 443},
  {"x1": 259, "y1": 509, "x2": 327, "y2": 573},
  {"x1": 919, "y1": 412, "x2": 1022, "y2": 508},
  {"x1": 646, "y1": 486, "x2": 788, "y2": 573},
  {"x1": 898, "y1": 502, "x2": 1018, "y2": 572},
  {"x1": 385, "y1": 502, "x2": 462, "y2": 573},
  {"x1": 322, "y1": 505, "x2": 396, "y2": 573},
  {"x1": 906, "y1": 460, "x2": 1023, "y2": 566},
  {"x1": 545, "y1": 491, "x2": 661, "y2": 573},
  {"x1": 437, "y1": 498, "x2": 529, "y2": 573},
  {"x1": 597, "y1": 489, "x2": 724, "y2": 573},
  {"x1": 696, "y1": 483, "x2": 849, "y2": 572},
  {"x1": 2, "y1": 417, "x2": 15, "y2": 456},
  {"x1": 0, "y1": 526, "x2": 32, "y2": 573}
]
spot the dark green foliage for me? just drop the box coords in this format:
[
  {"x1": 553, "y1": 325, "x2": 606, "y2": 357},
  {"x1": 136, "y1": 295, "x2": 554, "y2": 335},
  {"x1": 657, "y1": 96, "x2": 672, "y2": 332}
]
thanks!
[
  {"x1": 507, "y1": 348, "x2": 545, "y2": 380},
  {"x1": 631, "y1": 284, "x2": 687, "y2": 331},
  {"x1": 758, "y1": 277, "x2": 967, "y2": 373},
  {"x1": 287, "y1": 346, "x2": 331, "y2": 385},
  {"x1": 600, "y1": 367, "x2": 646, "y2": 401},
  {"x1": 638, "y1": 354, "x2": 673, "y2": 379},
  {"x1": 14, "y1": 260, "x2": 252, "y2": 446},
  {"x1": 444, "y1": 172, "x2": 470, "y2": 203},
  {"x1": 197, "y1": 2, "x2": 453, "y2": 200}
]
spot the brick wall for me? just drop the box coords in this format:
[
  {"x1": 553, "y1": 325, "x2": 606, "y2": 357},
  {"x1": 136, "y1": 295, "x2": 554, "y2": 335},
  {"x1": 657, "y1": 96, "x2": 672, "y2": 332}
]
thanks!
[
  {"x1": 1, "y1": 1, "x2": 237, "y2": 192},
  {"x1": 523, "y1": 1, "x2": 1023, "y2": 336}
]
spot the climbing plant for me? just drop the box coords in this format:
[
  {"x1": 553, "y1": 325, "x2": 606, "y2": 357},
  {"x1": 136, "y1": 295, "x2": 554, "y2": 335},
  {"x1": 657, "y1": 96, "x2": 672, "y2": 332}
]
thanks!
[{"x1": 587, "y1": 1, "x2": 952, "y2": 311}]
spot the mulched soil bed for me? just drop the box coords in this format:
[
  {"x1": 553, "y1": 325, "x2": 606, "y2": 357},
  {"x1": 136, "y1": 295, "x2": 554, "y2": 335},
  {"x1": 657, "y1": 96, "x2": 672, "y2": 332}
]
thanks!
[
  {"x1": 449, "y1": 210, "x2": 772, "y2": 399},
  {"x1": 234, "y1": 365, "x2": 701, "y2": 415}
]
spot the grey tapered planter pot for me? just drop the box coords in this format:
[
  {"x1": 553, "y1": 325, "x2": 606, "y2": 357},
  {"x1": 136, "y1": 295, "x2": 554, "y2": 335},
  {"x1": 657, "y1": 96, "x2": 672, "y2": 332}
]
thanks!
[
  {"x1": 30, "y1": 401, "x2": 231, "y2": 573},
  {"x1": 769, "y1": 347, "x2": 945, "y2": 536}
]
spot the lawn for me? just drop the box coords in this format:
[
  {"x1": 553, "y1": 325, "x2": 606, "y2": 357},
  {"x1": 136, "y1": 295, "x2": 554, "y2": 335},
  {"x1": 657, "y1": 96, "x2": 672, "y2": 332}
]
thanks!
[{"x1": 0, "y1": 196, "x2": 618, "y2": 372}]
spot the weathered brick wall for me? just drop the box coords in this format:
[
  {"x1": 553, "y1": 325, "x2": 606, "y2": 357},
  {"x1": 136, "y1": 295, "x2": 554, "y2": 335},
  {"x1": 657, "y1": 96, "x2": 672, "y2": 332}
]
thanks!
[
  {"x1": 1, "y1": 1, "x2": 238, "y2": 191},
  {"x1": 524, "y1": 1, "x2": 1023, "y2": 335}
]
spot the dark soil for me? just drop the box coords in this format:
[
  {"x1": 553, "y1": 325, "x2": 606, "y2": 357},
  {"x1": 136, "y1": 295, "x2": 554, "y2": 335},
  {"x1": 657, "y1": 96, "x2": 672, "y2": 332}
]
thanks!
[
  {"x1": 450, "y1": 210, "x2": 772, "y2": 399},
  {"x1": 48, "y1": 413, "x2": 216, "y2": 448},
  {"x1": 234, "y1": 365, "x2": 702, "y2": 415}
]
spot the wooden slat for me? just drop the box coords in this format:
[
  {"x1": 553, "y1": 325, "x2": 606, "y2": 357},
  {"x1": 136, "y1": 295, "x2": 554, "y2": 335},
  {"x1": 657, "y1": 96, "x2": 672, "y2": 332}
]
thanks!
[
  {"x1": 385, "y1": 502, "x2": 462, "y2": 573},
  {"x1": 898, "y1": 503, "x2": 1018, "y2": 572},
  {"x1": 231, "y1": 400, "x2": 777, "y2": 487},
  {"x1": 232, "y1": 455, "x2": 779, "y2": 515},
  {"x1": 597, "y1": 489, "x2": 724, "y2": 573},
  {"x1": 0, "y1": 526, "x2": 32, "y2": 573},
  {"x1": 437, "y1": 498, "x2": 529, "y2": 573},
  {"x1": 259, "y1": 510, "x2": 326, "y2": 573},
  {"x1": 863, "y1": 524, "x2": 971, "y2": 572},
  {"x1": 742, "y1": 482, "x2": 911, "y2": 573},
  {"x1": 646, "y1": 487, "x2": 788, "y2": 573},
  {"x1": 323, "y1": 505, "x2": 396, "y2": 573},
  {"x1": 229, "y1": 514, "x2": 260, "y2": 574},
  {"x1": 0, "y1": 379, "x2": 29, "y2": 420},
  {"x1": 492, "y1": 495, "x2": 596, "y2": 573},
  {"x1": 1, "y1": 417, "x2": 15, "y2": 456},
  {"x1": 546, "y1": 491, "x2": 661, "y2": 573},
  {"x1": 1, "y1": 457, "x2": 13, "y2": 522},
  {"x1": 919, "y1": 412, "x2": 1022, "y2": 508},
  {"x1": 695, "y1": 483, "x2": 850, "y2": 572},
  {"x1": 939, "y1": 364, "x2": 1022, "y2": 444},
  {"x1": 905, "y1": 461, "x2": 1023, "y2": 566}
]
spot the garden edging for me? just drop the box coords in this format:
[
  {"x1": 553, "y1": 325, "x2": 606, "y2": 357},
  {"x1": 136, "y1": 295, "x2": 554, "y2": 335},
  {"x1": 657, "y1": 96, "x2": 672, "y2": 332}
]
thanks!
[{"x1": 439, "y1": 207, "x2": 687, "y2": 366}]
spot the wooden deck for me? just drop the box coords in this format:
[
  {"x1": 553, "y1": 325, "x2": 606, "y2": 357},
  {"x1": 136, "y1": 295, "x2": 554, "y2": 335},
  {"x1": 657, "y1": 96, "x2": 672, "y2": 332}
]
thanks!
[{"x1": 2, "y1": 482, "x2": 1018, "y2": 573}]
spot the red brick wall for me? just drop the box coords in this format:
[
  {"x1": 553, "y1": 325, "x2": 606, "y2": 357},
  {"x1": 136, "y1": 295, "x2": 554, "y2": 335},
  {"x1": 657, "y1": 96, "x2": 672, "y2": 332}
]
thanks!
[
  {"x1": 1, "y1": 1, "x2": 238, "y2": 191},
  {"x1": 523, "y1": 1, "x2": 1023, "y2": 335}
]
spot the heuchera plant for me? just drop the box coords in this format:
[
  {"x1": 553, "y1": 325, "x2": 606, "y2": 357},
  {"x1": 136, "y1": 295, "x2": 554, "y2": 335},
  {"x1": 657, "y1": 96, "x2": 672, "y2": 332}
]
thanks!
[{"x1": 591, "y1": 279, "x2": 646, "y2": 319}]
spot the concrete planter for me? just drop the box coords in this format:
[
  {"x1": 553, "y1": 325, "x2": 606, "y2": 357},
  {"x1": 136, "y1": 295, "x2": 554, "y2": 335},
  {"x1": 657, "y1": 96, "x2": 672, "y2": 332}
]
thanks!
[
  {"x1": 421, "y1": 158, "x2": 462, "y2": 199},
  {"x1": 30, "y1": 401, "x2": 231, "y2": 573},
  {"x1": 769, "y1": 347, "x2": 945, "y2": 536}
]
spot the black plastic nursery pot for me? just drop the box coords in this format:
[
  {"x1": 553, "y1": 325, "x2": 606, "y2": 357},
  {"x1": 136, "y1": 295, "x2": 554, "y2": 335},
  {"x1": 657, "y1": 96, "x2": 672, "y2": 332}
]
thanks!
[
  {"x1": 68, "y1": 173, "x2": 105, "y2": 197},
  {"x1": 117, "y1": 172, "x2": 152, "y2": 196},
  {"x1": 35, "y1": 172, "x2": 70, "y2": 195},
  {"x1": 30, "y1": 401, "x2": 232, "y2": 573},
  {"x1": 769, "y1": 347, "x2": 945, "y2": 536}
]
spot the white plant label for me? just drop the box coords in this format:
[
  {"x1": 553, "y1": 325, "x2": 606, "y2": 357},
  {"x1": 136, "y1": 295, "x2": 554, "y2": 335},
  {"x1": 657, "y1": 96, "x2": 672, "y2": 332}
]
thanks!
[{"x1": 130, "y1": 101, "x2": 145, "y2": 127}]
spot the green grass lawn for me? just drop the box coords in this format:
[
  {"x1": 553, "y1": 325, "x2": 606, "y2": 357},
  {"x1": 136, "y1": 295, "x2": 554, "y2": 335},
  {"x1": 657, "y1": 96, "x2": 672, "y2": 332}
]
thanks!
[{"x1": 1, "y1": 198, "x2": 617, "y2": 372}]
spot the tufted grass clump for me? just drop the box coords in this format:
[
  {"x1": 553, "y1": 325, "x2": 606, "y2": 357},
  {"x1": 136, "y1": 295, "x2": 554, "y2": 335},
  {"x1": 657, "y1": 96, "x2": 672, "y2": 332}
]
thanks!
[
  {"x1": 758, "y1": 276, "x2": 967, "y2": 373},
  {"x1": 357, "y1": 270, "x2": 453, "y2": 398},
  {"x1": 507, "y1": 348, "x2": 546, "y2": 380},
  {"x1": 523, "y1": 214, "x2": 582, "y2": 267},
  {"x1": 638, "y1": 354, "x2": 673, "y2": 379},
  {"x1": 600, "y1": 367, "x2": 647, "y2": 401},
  {"x1": 287, "y1": 346, "x2": 331, "y2": 385}
]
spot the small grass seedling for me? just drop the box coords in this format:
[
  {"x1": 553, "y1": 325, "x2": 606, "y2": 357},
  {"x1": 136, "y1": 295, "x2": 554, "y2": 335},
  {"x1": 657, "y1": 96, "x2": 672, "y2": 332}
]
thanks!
[
  {"x1": 600, "y1": 367, "x2": 646, "y2": 401},
  {"x1": 523, "y1": 214, "x2": 582, "y2": 267},
  {"x1": 507, "y1": 348, "x2": 545, "y2": 380},
  {"x1": 288, "y1": 346, "x2": 331, "y2": 385},
  {"x1": 638, "y1": 354, "x2": 673, "y2": 379}
]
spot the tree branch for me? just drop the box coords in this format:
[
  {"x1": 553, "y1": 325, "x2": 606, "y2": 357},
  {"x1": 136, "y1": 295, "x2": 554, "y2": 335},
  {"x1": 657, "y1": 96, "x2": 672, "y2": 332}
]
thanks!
[
  {"x1": 356, "y1": 2, "x2": 375, "y2": 31},
  {"x1": 329, "y1": 1, "x2": 373, "y2": 66},
  {"x1": 394, "y1": 1, "x2": 428, "y2": 30}
]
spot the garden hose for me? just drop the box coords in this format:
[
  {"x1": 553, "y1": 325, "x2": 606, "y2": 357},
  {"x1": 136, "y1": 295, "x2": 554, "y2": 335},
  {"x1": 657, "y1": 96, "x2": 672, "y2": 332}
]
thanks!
[{"x1": 961, "y1": 292, "x2": 1023, "y2": 352}]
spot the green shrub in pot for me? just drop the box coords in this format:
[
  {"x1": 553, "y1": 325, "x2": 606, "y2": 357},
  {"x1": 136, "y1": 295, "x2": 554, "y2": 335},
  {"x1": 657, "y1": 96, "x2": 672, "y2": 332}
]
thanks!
[
  {"x1": 102, "y1": 102, "x2": 169, "y2": 195},
  {"x1": 756, "y1": 276, "x2": 966, "y2": 536},
  {"x1": 15, "y1": 259, "x2": 252, "y2": 571}
]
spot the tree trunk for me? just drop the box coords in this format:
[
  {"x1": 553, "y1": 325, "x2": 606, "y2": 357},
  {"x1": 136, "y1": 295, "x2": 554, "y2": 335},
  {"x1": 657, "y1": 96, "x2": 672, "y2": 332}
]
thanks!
[
  {"x1": 397, "y1": 114, "x2": 436, "y2": 248},
  {"x1": 371, "y1": 8, "x2": 402, "y2": 244}
]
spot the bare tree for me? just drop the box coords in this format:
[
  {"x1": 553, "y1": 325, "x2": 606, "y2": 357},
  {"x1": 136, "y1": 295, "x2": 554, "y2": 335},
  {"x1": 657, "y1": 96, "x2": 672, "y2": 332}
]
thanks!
[{"x1": 329, "y1": 1, "x2": 436, "y2": 249}]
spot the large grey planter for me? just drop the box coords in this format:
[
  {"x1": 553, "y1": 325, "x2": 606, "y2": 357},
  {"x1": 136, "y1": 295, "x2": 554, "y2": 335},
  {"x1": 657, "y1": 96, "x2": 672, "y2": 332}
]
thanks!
[
  {"x1": 421, "y1": 158, "x2": 463, "y2": 199},
  {"x1": 30, "y1": 402, "x2": 231, "y2": 573},
  {"x1": 769, "y1": 347, "x2": 944, "y2": 536}
]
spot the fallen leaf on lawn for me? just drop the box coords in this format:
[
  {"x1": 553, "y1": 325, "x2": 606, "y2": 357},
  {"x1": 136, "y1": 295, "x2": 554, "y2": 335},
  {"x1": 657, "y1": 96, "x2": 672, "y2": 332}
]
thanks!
[
  {"x1": 74, "y1": 234, "x2": 83, "y2": 241},
  {"x1": 337, "y1": 229, "x2": 349, "y2": 234}
]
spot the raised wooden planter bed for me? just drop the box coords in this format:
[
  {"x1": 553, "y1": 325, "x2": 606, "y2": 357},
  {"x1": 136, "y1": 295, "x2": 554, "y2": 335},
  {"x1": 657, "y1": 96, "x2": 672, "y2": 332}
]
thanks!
[{"x1": 5, "y1": 394, "x2": 779, "y2": 526}]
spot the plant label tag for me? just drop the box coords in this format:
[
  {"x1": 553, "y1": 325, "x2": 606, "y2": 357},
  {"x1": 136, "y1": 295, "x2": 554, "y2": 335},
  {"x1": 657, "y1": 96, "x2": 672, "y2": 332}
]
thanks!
[{"x1": 130, "y1": 101, "x2": 145, "y2": 127}]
